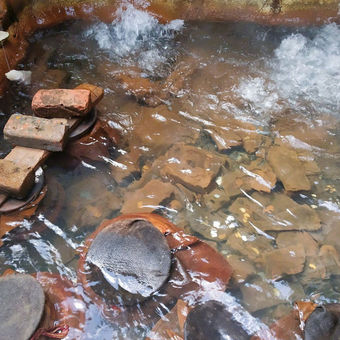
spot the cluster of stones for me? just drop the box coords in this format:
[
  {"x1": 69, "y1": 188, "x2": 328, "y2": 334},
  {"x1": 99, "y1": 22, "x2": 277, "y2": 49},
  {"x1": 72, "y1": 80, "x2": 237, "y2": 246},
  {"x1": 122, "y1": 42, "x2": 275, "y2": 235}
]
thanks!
[
  {"x1": 0, "y1": 84, "x2": 103, "y2": 209},
  {"x1": 95, "y1": 99, "x2": 340, "y2": 329}
]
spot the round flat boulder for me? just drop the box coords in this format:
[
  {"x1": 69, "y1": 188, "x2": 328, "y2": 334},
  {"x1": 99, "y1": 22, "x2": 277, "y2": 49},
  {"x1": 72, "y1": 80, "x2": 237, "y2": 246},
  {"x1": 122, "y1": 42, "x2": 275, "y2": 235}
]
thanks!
[
  {"x1": 305, "y1": 304, "x2": 340, "y2": 340},
  {"x1": 184, "y1": 300, "x2": 249, "y2": 340},
  {"x1": 0, "y1": 274, "x2": 45, "y2": 340},
  {"x1": 86, "y1": 218, "x2": 171, "y2": 306}
]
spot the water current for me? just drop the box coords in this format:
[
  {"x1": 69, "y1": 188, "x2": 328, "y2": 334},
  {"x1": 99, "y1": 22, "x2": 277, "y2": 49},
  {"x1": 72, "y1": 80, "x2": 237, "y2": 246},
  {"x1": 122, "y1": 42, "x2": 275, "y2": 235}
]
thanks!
[{"x1": 0, "y1": 3, "x2": 340, "y2": 339}]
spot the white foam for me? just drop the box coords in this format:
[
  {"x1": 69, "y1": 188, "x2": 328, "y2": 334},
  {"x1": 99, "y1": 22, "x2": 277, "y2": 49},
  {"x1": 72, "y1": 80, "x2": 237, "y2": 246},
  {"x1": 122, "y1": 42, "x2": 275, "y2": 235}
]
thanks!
[
  {"x1": 236, "y1": 23, "x2": 340, "y2": 117},
  {"x1": 84, "y1": 3, "x2": 183, "y2": 75}
]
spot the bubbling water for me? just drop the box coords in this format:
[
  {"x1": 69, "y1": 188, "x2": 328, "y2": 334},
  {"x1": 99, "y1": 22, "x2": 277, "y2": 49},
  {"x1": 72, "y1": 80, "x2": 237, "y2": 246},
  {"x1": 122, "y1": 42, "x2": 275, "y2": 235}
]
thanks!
[
  {"x1": 84, "y1": 3, "x2": 184, "y2": 77},
  {"x1": 236, "y1": 23, "x2": 340, "y2": 118}
]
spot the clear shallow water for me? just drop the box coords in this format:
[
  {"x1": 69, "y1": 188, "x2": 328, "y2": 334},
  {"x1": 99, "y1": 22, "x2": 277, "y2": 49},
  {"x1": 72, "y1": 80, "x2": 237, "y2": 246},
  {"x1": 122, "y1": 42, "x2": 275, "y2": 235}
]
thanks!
[{"x1": 0, "y1": 4, "x2": 340, "y2": 339}]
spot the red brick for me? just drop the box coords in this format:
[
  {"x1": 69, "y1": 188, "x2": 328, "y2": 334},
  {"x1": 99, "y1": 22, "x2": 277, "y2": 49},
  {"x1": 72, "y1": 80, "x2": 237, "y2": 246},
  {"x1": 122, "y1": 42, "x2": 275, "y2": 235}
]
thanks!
[
  {"x1": 76, "y1": 83, "x2": 104, "y2": 106},
  {"x1": 0, "y1": 159, "x2": 35, "y2": 198},
  {"x1": 32, "y1": 89, "x2": 91, "y2": 118},
  {"x1": 4, "y1": 114, "x2": 68, "y2": 151},
  {"x1": 6, "y1": 146, "x2": 50, "y2": 170}
]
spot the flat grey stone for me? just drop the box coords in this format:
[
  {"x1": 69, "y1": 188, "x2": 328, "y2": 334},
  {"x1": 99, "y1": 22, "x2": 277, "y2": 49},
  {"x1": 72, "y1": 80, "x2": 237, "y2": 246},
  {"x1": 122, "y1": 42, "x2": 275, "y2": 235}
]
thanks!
[
  {"x1": 184, "y1": 300, "x2": 249, "y2": 340},
  {"x1": 0, "y1": 274, "x2": 45, "y2": 340},
  {"x1": 86, "y1": 218, "x2": 171, "y2": 306}
]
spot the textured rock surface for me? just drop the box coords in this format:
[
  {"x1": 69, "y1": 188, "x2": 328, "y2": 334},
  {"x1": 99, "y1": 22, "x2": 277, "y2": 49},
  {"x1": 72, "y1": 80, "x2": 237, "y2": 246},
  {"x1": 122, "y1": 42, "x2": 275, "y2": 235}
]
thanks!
[
  {"x1": 4, "y1": 114, "x2": 68, "y2": 151},
  {"x1": 121, "y1": 179, "x2": 179, "y2": 214},
  {"x1": 160, "y1": 144, "x2": 222, "y2": 193},
  {"x1": 267, "y1": 145, "x2": 311, "y2": 191},
  {"x1": 184, "y1": 300, "x2": 249, "y2": 340},
  {"x1": 32, "y1": 89, "x2": 91, "y2": 118},
  {"x1": 86, "y1": 218, "x2": 171, "y2": 306},
  {"x1": 0, "y1": 274, "x2": 45, "y2": 340},
  {"x1": 229, "y1": 192, "x2": 321, "y2": 231}
]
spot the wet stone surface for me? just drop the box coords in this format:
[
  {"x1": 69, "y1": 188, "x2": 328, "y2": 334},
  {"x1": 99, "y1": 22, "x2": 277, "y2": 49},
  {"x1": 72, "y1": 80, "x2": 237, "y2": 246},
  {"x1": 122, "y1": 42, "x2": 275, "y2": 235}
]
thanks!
[
  {"x1": 86, "y1": 218, "x2": 171, "y2": 306},
  {"x1": 184, "y1": 300, "x2": 249, "y2": 340},
  {"x1": 0, "y1": 274, "x2": 45, "y2": 340}
]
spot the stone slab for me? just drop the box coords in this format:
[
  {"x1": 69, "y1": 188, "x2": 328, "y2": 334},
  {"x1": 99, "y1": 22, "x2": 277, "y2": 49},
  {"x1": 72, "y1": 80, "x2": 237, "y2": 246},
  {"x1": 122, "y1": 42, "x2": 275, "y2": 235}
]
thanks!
[
  {"x1": 4, "y1": 114, "x2": 68, "y2": 151},
  {"x1": 0, "y1": 274, "x2": 45, "y2": 340},
  {"x1": 32, "y1": 89, "x2": 91, "y2": 118},
  {"x1": 6, "y1": 146, "x2": 50, "y2": 171},
  {"x1": 0, "y1": 159, "x2": 35, "y2": 198},
  {"x1": 76, "y1": 83, "x2": 104, "y2": 106},
  {"x1": 267, "y1": 145, "x2": 311, "y2": 191}
]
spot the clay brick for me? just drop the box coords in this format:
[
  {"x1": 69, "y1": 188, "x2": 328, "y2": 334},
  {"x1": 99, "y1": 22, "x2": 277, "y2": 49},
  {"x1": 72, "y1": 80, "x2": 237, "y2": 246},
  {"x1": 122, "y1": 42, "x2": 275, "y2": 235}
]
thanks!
[
  {"x1": 6, "y1": 146, "x2": 50, "y2": 170},
  {"x1": 4, "y1": 114, "x2": 68, "y2": 152},
  {"x1": 54, "y1": 118, "x2": 80, "y2": 133},
  {"x1": 32, "y1": 89, "x2": 91, "y2": 118},
  {"x1": 0, "y1": 159, "x2": 35, "y2": 198},
  {"x1": 76, "y1": 83, "x2": 104, "y2": 106}
]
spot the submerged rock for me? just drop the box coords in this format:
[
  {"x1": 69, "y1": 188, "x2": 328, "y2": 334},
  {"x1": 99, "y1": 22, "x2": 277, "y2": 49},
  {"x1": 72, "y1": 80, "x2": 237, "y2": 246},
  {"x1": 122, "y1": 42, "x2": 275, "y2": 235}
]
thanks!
[
  {"x1": 240, "y1": 277, "x2": 285, "y2": 312},
  {"x1": 121, "y1": 179, "x2": 180, "y2": 214},
  {"x1": 184, "y1": 300, "x2": 249, "y2": 340},
  {"x1": 229, "y1": 192, "x2": 321, "y2": 232},
  {"x1": 160, "y1": 144, "x2": 223, "y2": 193},
  {"x1": 86, "y1": 218, "x2": 171, "y2": 306},
  {"x1": 0, "y1": 274, "x2": 45, "y2": 340},
  {"x1": 267, "y1": 145, "x2": 311, "y2": 192},
  {"x1": 305, "y1": 304, "x2": 340, "y2": 340},
  {"x1": 226, "y1": 254, "x2": 256, "y2": 284},
  {"x1": 276, "y1": 231, "x2": 319, "y2": 257},
  {"x1": 262, "y1": 245, "x2": 306, "y2": 279}
]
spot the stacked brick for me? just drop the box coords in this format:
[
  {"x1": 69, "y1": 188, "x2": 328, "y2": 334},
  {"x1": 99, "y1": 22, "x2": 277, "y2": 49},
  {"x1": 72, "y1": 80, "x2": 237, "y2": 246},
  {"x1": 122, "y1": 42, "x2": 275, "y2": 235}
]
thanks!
[{"x1": 0, "y1": 84, "x2": 103, "y2": 204}]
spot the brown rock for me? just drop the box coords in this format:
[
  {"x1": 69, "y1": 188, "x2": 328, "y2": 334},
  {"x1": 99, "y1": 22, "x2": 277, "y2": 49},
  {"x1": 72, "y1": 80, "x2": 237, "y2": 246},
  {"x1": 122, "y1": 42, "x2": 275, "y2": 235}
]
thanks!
[
  {"x1": 220, "y1": 160, "x2": 276, "y2": 195},
  {"x1": 225, "y1": 228, "x2": 274, "y2": 261},
  {"x1": 189, "y1": 210, "x2": 236, "y2": 242},
  {"x1": 110, "y1": 150, "x2": 141, "y2": 185},
  {"x1": 262, "y1": 245, "x2": 306, "y2": 279},
  {"x1": 276, "y1": 231, "x2": 318, "y2": 256},
  {"x1": 267, "y1": 145, "x2": 311, "y2": 191},
  {"x1": 4, "y1": 114, "x2": 68, "y2": 152},
  {"x1": 0, "y1": 159, "x2": 35, "y2": 198},
  {"x1": 160, "y1": 144, "x2": 222, "y2": 193},
  {"x1": 240, "y1": 278, "x2": 285, "y2": 312},
  {"x1": 65, "y1": 176, "x2": 121, "y2": 229},
  {"x1": 5, "y1": 146, "x2": 50, "y2": 171},
  {"x1": 229, "y1": 192, "x2": 321, "y2": 232},
  {"x1": 75, "y1": 83, "x2": 104, "y2": 106},
  {"x1": 302, "y1": 245, "x2": 340, "y2": 284},
  {"x1": 226, "y1": 254, "x2": 256, "y2": 284},
  {"x1": 133, "y1": 105, "x2": 199, "y2": 151},
  {"x1": 203, "y1": 188, "x2": 230, "y2": 211},
  {"x1": 32, "y1": 89, "x2": 91, "y2": 118},
  {"x1": 121, "y1": 179, "x2": 179, "y2": 214}
]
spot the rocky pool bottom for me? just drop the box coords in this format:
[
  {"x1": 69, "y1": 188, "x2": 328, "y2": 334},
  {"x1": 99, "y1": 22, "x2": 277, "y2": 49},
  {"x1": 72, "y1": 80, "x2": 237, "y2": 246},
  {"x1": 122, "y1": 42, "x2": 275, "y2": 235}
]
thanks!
[{"x1": 0, "y1": 17, "x2": 340, "y2": 339}]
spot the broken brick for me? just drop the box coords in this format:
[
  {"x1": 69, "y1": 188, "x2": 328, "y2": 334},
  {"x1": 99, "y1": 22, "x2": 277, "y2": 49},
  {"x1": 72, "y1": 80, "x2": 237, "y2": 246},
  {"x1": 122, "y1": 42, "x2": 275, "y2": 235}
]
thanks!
[
  {"x1": 4, "y1": 114, "x2": 68, "y2": 152},
  {"x1": 0, "y1": 159, "x2": 35, "y2": 198},
  {"x1": 75, "y1": 83, "x2": 104, "y2": 106},
  {"x1": 6, "y1": 146, "x2": 50, "y2": 171},
  {"x1": 32, "y1": 89, "x2": 91, "y2": 118}
]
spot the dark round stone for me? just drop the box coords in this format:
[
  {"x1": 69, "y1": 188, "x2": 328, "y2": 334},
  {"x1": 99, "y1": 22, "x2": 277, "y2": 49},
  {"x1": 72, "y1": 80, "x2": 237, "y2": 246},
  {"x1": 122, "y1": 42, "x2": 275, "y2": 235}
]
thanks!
[
  {"x1": 305, "y1": 305, "x2": 340, "y2": 340},
  {"x1": 86, "y1": 218, "x2": 171, "y2": 306},
  {"x1": 184, "y1": 300, "x2": 250, "y2": 340},
  {"x1": 0, "y1": 274, "x2": 45, "y2": 340}
]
